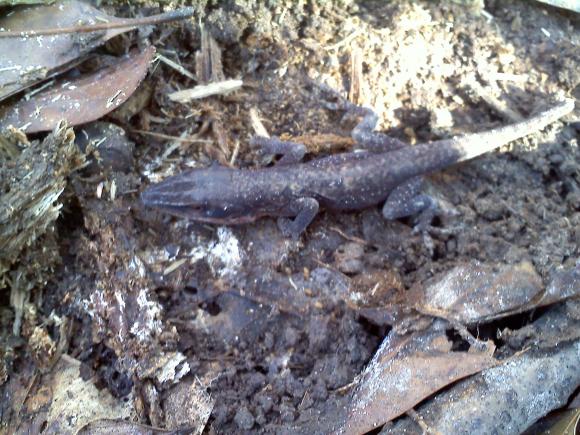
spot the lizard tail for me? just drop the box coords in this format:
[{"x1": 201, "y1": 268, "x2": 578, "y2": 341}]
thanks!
[{"x1": 442, "y1": 98, "x2": 575, "y2": 163}]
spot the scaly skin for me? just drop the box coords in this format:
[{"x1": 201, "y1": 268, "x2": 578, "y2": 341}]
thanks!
[{"x1": 141, "y1": 98, "x2": 574, "y2": 238}]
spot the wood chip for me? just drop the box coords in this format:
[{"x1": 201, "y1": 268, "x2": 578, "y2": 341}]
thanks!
[{"x1": 168, "y1": 79, "x2": 243, "y2": 103}]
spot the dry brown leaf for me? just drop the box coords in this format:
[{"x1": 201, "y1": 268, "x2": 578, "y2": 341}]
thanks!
[
  {"x1": 340, "y1": 323, "x2": 496, "y2": 434},
  {"x1": 409, "y1": 261, "x2": 580, "y2": 324},
  {"x1": 381, "y1": 306, "x2": 580, "y2": 434},
  {"x1": 0, "y1": 46, "x2": 155, "y2": 133},
  {"x1": 0, "y1": 1, "x2": 133, "y2": 101}
]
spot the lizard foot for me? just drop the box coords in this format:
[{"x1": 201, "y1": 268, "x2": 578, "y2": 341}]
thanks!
[
  {"x1": 277, "y1": 197, "x2": 320, "y2": 240},
  {"x1": 314, "y1": 81, "x2": 408, "y2": 153}
]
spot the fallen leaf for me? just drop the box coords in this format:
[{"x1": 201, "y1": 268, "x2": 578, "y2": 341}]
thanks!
[
  {"x1": 10, "y1": 355, "x2": 134, "y2": 434},
  {"x1": 408, "y1": 261, "x2": 548, "y2": 324},
  {"x1": 0, "y1": 46, "x2": 156, "y2": 132},
  {"x1": 0, "y1": 0, "x2": 133, "y2": 101},
  {"x1": 381, "y1": 307, "x2": 580, "y2": 434},
  {"x1": 543, "y1": 263, "x2": 580, "y2": 305},
  {"x1": 340, "y1": 321, "x2": 496, "y2": 434},
  {"x1": 78, "y1": 419, "x2": 188, "y2": 435},
  {"x1": 533, "y1": 0, "x2": 580, "y2": 13}
]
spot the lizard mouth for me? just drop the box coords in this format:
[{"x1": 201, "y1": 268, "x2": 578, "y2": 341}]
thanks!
[
  {"x1": 141, "y1": 189, "x2": 259, "y2": 224},
  {"x1": 148, "y1": 204, "x2": 258, "y2": 224}
]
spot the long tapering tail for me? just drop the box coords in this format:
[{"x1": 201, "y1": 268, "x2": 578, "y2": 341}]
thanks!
[{"x1": 436, "y1": 98, "x2": 574, "y2": 162}]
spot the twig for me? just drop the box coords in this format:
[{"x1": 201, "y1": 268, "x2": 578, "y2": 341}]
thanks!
[
  {"x1": 249, "y1": 107, "x2": 270, "y2": 138},
  {"x1": 0, "y1": 7, "x2": 195, "y2": 38},
  {"x1": 156, "y1": 53, "x2": 196, "y2": 81},
  {"x1": 229, "y1": 139, "x2": 240, "y2": 165},
  {"x1": 349, "y1": 47, "x2": 363, "y2": 105},
  {"x1": 131, "y1": 129, "x2": 211, "y2": 144},
  {"x1": 329, "y1": 226, "x2": 369, "y2": 245},
  {"x1": 406, "y1": 409, "x2": 443, "y2": 435},
  {"x1": 325, "y1": 28, "x2": 363, "y2": 51},
  {"x1": 164, "y1": 258, "x2": 187, "y2": 275},
  {"x1": 466, "y1": 80, "x2": 523, "y2": 123},
  {"x1": 168, "y1": 79, "x2": 243, "y2": 103}
]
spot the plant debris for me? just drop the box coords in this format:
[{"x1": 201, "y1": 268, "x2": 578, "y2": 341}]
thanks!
[
  {"x1": 168, "y1": 79, "x2": 243, "y2": 103},
  {"x1": 0, "y1": 46, "x2": 156, "y2": 133},
  {"x1": 380, "y1": 303, "x2": 580, "y2": 434},
  {"x1": 0, "y1": 122, "x2": 83, "y2": 334},
  {"x1": 341, "y1": 320, "x2": 497, "y2": 434},
  {"x1": 2, "y1": 355, "x2": 134, "y2": 434},
  {"x1": 0, "y1": 0, "x2": 134, "y2": 101},
  {"x1": 408, "y1": 260, "x2": 580, "y2": 324}
]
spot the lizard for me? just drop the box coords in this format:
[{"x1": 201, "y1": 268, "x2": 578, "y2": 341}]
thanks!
[{"x1": 141, "y1": 96, "x2": 574, "y2": 240}]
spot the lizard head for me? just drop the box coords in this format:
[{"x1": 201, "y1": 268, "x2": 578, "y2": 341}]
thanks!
[{"x1": 141, "y1": 165, "x2": 258, "y2": 224}]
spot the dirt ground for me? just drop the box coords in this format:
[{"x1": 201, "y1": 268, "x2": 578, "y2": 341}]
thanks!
[{"x1": 1, "y1": 0, "x2": 580, "y2": 434}]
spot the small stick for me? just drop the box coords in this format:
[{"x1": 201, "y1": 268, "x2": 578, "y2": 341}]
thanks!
[
  {"x1": 329, "y1": 226, "x2": 369, "y2": 245},
  {"x1": 156, "y1": 53, "x2": 196, "y2": 81},
  {"x1": 349, "y1": 47, "x2": 363, "y2": 105},
  {"x1": 229, "y1": 139, "x2": 240, "y2": 165},
  {"x1": 249, "y1": 107, "x2": 270, "y2": 138},
  {"x1": 0, "y1": 7, "x2": 195, "y2": 38},
  {"x1": 168, "y1": 79, "x2": 243, "y2": 103},
  {"x1": 131, "y1": 129, "x2": 211, "y2": 144}
]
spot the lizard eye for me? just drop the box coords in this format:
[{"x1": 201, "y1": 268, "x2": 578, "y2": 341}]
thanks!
[{"x1": 205, "y1": 206, "x2": 229, "y2": 218}]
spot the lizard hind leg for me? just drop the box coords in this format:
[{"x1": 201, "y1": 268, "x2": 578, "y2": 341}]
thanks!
[
  {"x1": 277, "y1": 197, "x2": 319, "y2": 240},
  {"x1": 382, "y1": 177, "x2": 437, "y2": 223},
  {"x1": 382, "y1": 177, "x2": 440, "y2": 252}
]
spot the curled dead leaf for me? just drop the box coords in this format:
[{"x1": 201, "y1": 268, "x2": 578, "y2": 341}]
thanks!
[
  {"x1": 381, "y1": 308, "x2": 580, "y2": 434},
  {"x1": 340, "y1": 322, "x2": 496, "y2": 434},
  {"x1": 0, "y1": 46, "x2": 156, "y2": 133},
  {"x1": 0, "y1": 0, "x2": 133, "y2": 101},
  {"x1": 408, "y1": 261, "x2": 547, "y2": 324}
]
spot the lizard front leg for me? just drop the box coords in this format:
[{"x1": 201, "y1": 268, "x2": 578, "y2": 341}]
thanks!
[
  {"x1": 382, "y1": 177, "x2": 437, "y2": 223},
  {"x1": 250, "y1": 136, "x2": 306, "y2": 165},
  {"x1": 278, "y1": 197, "x2": 319, "y2": 239}
]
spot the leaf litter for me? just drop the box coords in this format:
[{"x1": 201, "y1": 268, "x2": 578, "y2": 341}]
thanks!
[
  {"x1": 0, "y1": 0, "x2": 133, "y2": 101},
  {"x1": 0, "y1": 46, "x2": 156, "y2": 132},
  {"x1": 380, "y1": 301, "x2": 580, "y2": 434},
  {"x1": 0, "y1": 1, "x2": 193, "y2": 101},
  {"x1": 340, "y1": 320, "x2": 497, "y2": 434},
  {"x1": 337, "y1": 261, "x2": 580, "y2": 434}
]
